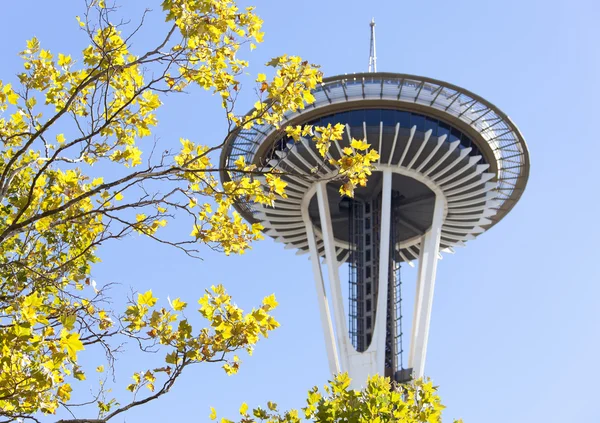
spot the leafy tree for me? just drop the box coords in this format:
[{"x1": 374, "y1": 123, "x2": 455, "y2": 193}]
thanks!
[
  {"x1": 216, "y1": 374, "x2": 462, "y2": 423},
  {"x1": 0, "y1": 0, "x2": 450, "y2": 422}
]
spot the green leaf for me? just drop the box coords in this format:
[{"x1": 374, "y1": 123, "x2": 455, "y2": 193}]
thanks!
[
  {"x1": 265, "y1": 57, "x2": 281, "y2": 67},
  {"x1": 73, "y1": 366, "x2": 86, "y2": 381},
  {"x1": 61, "y1": 314, "x2": 77, "y2": 330},
  {"x1": 14, "y1": 323, "x2": 32, "y2": 338},
  {"x1": 165, "y1": 351, "x2": 178, "y2": 365}
]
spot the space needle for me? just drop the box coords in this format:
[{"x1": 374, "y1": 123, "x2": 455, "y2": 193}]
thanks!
[{"x1": 220, "y1": 19, "x2": 530, "y2": 388}]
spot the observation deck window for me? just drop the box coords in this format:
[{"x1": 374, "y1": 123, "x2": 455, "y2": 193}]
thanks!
[{"x1": 277, "y1": 108, "x2": 484, "y2": 162}]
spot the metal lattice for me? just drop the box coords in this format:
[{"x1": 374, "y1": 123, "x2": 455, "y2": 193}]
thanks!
[
  {"x1": 347, "y1": 192, "x2": 406, "y2": 376},
  {"x1": 348, "y1": 199, "x2": 365, "y2": 351},
  {"x1": 392, "y1": 194, "x2": 405, "y2": 370}
]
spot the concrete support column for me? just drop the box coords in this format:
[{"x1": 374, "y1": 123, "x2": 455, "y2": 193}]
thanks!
[
  {"x1": 302, "y1": 203, "x2": 340, "y2": 374},
  {"x1": 316, "y1": 181, "x2": 350, "y2": 372},
  {"x1": 408, "y1": 193, "x2": 444, "y2": 378}
]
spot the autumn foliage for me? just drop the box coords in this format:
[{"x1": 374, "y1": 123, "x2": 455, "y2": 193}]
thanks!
[{"x1": 0, "y1": 1, "x2": 453, "y2": 422}]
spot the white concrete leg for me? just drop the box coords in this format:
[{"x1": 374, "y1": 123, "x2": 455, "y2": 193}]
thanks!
[
  {"x1": 302, "y1": 206, "x2": 340, "y2": 374},
  {"x1": 316, "y1": 181, "x2": 350, "y2": 372},
  {"x1": 408, "y1": 193, "x2": 444, "y2": 378}
]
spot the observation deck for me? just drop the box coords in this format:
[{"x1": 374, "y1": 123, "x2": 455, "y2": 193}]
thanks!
[{"x1": 220, "y1": 72, "x2": 530, "y2": 263}]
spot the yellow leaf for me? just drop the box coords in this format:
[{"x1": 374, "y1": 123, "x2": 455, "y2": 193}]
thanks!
[
  {"x1": 234, "y1": 155, "x2": 246, "y2": 170},
  {"x1": 239, "y1": 403, "x2": 248, "y2": 415},
  {"x1": 144, "y1": 370, "x2": 155, "y2": 383},
  {"x1": 350, "y1": 138, "x2": 370, "y2": 151},
  {"x1": 267, "y1": 176, "x2": 287, "y2": 196},
  {"x1": 114, "y1": 192, "x2": 124, "y2": 201},
  {"x1": 57, "y1": 384, "x2": 73, "y2": 401},
  {"x1": 26, "y1": 37, "x2": 39, "y2": 51},
  {"x1": 210, "y1": 407, "x2": 217, "y2": 420},
  {"x1": 256, "y1": 73, "x2": 266, "y2": 83},
  {"x1": 138, "y1": 290, "x2": 157, "y2": 307},
  {"x1": 58, "y1": 53, "x2": 72, "y2": 67},
  {"x1": 262, "y1": 294, "x2": 278, "y2": 311},
  {"x1": 7, "y1": 93, "x2": 18, "y2": 105},
  {"x1": 96, "y1": 365, "x2": 104, "y2": 373},
  {"x1": 60, "y1": 330, "x2": 84, "y2": 360},
  {"x1": 141, "y1": 90, "x2": 161, "y2": 110},
  {"x1": 171, "y1": 297, "x2": 187, "y2": 311},
  {"x1": 23, "y1": 292, "x2": 43, "y2": 309},
  {"x1": 56, "y1": 134, "x2": 66, "y2": 144},
  {"x1": 303, "y1": 91, "x2": 316, "y2": 104},
  {"x1": 223, "y1": 363, "x2": 238, "y2": 375},
  {"x1": 39, "y1": 49, "x2": 52, "y2": 60}
]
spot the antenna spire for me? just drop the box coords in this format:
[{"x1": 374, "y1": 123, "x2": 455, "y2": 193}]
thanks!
[{"x1": 368, "y1": 18, "x2": 377, "y2": 73}]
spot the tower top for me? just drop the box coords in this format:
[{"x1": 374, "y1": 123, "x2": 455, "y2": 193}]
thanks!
[{"x1": 369, "y1": 18, "x2": 377, "y2": 73}]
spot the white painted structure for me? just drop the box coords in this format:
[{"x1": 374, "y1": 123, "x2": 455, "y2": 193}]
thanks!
[{"x1": 220, "y1": 73, "x2": 529, "y2": 389}]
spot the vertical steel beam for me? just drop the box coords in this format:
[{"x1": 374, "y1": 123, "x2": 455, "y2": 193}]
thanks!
[{"x1": 408, "y1": 192, "x2": 444, "y2": 378}]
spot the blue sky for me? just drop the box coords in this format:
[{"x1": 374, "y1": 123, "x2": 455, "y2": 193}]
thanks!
[{"x1": 1, "y1": 0, "x2": 599, "y2": 422}]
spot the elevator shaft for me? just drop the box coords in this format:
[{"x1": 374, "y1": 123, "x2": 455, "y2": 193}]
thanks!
[{"x1": 348, "y1": 192, "x2": 407, "y2": 381}]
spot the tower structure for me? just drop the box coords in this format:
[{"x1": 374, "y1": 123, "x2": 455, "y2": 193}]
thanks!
[{"x1": 220, "y1": 27, "x2": 530, "y2": 389}]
